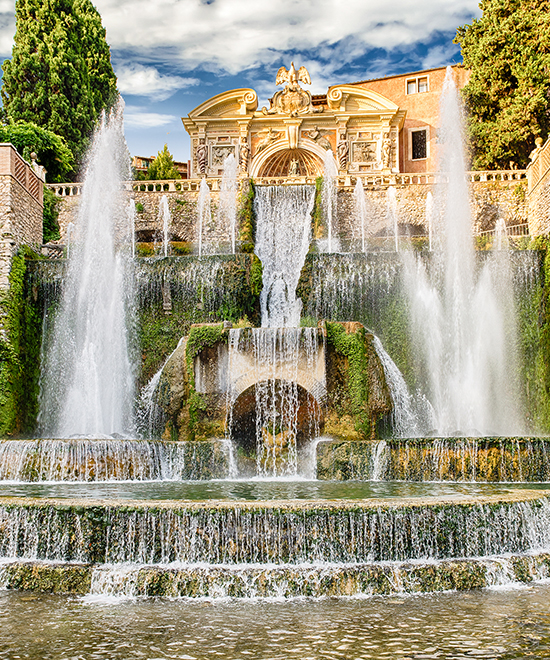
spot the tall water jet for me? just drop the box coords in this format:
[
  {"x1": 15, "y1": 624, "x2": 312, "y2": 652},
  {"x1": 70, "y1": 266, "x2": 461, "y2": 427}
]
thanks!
[
  {"x1": 197, "y1": 178, "x2": 211, "y2": 258},
  {"x1": 425, "y1": 191, "x2": 434, "y2": 251},
  {"x1": 321, "y1": 150, "x2": 338, "y2": 253},
  {"x1": 387, "y1": 186, "x2": 398, "y2": 251},
  {"x1": 254, "y1": 185, "x2": 315, "y2": 327},
  {"x1": 353, "y1": 178, "x2": 368, "y2": 253},
  {"x1": 495, "y1": 216, "x2": 508, "y2": 251},
  {"x1": 66, "y1": 221, "x2": 75, "y2": 259},
  {"x1": 402, "y1": 68, "x2": 523, "y2": 435},
  {"x1": 38, "y1": 103, "x2": 136, "y2": 438},
  {"x1": 218, "y1": 153, "x2": 238, "y2": 253},
  {"x1": 128, "y1": 199, "x2": 136, "y2": 258},
  {"x1": 158, "y1": 195, "x2": 171, "y2": 257}
]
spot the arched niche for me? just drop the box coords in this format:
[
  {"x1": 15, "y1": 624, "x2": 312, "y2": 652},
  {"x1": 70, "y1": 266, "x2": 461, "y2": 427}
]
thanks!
[{"x1": 229, "y1": 380, "x2": 324, "y2": 454}]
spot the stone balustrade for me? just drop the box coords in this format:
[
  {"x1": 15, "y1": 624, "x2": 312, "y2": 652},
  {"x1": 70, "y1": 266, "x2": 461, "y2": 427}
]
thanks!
[{"x1": 47, "y1": 169, "x2": 528, "y2": 197}]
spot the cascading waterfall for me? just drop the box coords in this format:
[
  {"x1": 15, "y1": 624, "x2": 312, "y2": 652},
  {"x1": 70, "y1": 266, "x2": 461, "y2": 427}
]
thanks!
[
  {"x1": 2, "y1": 496, "x2": 550, "y2": 566},
  {"x1": 158, "y1": 195, "x2": 171, "y2": 257},
  {"x1": 218, "y1": 153, "x2": 238, "y2": 253},
  {"x1": 372, "y1": 336, "x2": 423, "y2": 437},
  {"x1": 0, "y1": 438, "x2": 217, "y2": 481},
  {"x1": 38, "y1": 102, "x2": 136, "y2": 438},
  {"x1": 321, "y1": 150, "x2": 339, "y2": 253},
  {"x1": 227, "y1": 327, "x2": 321, "y2": 477},
  {"x1": 254, "y1": 185, "x2": 315, "y2": 328},
  {"x1": 402, "y1": 67, "x2": 524, "y2": 436}
]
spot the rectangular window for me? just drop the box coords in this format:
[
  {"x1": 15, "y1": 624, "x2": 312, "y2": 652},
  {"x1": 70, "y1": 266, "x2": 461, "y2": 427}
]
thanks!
[
  {"x1": 411, "y1": 129, "x2": 428, "y2": 160},
  {"x1": 406, "y1": 76, "x2": 429, "y2": 94}
]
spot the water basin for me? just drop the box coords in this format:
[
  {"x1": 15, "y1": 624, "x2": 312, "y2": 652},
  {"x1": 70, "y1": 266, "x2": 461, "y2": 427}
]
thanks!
[{"x1": 0, "y1": 479, "x2": 548, "y2": 501}]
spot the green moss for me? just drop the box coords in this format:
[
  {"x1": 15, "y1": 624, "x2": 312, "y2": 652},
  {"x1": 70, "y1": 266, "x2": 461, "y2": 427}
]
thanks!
[
  {"x1": 42, "y1": 187, "x2": 60, "y2": 242},
  {"x1": 312, "y1": 176, "x2": 324, "y2": 239},
  {"x1": 325, "y1": 322, "x2": 371, "y2": 437},
  {"x1": 0, "y1": 247, "x2": 43, "y2": 435},
  {"x1": 239, "y1": 179, "x2": 256, "y2": 252},
  {"x1": 136, "y1": 256, "x2": 261, "y2": 386},
  {"x1": 184, "y1": 324, "x2": 227, "y2": 440}
]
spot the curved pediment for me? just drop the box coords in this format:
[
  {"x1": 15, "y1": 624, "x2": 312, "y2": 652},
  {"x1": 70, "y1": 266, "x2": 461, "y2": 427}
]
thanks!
[
  {"x1": 189, "y1": 88, "x2": 258, "y2": 119},
  {"x1": 326, "y1": 85, "x2": 399, "y2": 113}
]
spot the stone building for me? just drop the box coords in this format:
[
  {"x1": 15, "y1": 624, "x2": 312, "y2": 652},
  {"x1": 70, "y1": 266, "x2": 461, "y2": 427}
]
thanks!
[
  {"x1": 182, "y1": 63, "x2": 469, "y2": 180},
  {"x1": 353, "y1": 66, "x2": 470, "y2": 174}
]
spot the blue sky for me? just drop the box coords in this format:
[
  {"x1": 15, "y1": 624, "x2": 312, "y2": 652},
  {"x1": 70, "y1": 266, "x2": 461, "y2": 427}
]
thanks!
[{"x1": 0, "y1": 0, "x2": 481, "y2": 162}]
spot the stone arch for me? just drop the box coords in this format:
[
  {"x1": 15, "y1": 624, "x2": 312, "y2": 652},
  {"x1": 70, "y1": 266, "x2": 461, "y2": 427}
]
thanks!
[
  {"x1": 250, "y1": 139, "x2": 327, "y2": 178},
  {"x1": 229, "y1": 380, "x2": 324, "y2": 453}
]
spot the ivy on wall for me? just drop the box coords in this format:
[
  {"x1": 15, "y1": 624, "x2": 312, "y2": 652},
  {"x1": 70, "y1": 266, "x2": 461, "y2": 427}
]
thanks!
[{"x1": 0, "y1": 247, "x2": 43, "y2": 435}]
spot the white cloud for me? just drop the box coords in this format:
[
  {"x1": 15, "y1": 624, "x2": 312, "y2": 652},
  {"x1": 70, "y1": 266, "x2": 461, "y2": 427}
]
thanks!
[
  {"x1": 422, "y1": 42, "x2": 462, "y2": 70},
  {"x1": 0, "y1": 10, "x2": 14, "y2": 57},
  {"x1": 124, "y1": 107, "x2": 178, "y2": 128},
  {"x1": 94, "y1": 0, "x2": 480, "y2": 73},
  {"x1": 0, "y1": 1, "x2": 480, "y2": 75},
  {"x1": 115, "y1": 63, "x2": 199, "y2": 100}
]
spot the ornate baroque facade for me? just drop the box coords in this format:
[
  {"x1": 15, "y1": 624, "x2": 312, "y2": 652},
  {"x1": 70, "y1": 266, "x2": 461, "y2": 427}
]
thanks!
[{"x1": 182, "y1": 63, "x2": 407, "y2": 179}]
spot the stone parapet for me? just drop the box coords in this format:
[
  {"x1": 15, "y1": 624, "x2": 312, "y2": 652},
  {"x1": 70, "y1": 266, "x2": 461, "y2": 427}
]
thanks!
[
  {"x1": 527, "y1": 136, "x2": 550, "y2": 235},
  {"x1": 0, "y1": 144, "x2": 44, "y2": 289},
  {"x1": 48, "y1": 172, "x2": 529, "y2": 246}
]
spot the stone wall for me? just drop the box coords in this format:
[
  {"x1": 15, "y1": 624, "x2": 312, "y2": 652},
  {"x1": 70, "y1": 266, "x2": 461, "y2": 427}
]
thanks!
[
  {"x1": 51, "y1": 176, "x2": 528, "y2": 247},
  {"x1": 527, "y1": 137, "x2": 550, "y2": 235},
  {"x1": 0, "y1": 145, "x2": 44, "y2": 290}
]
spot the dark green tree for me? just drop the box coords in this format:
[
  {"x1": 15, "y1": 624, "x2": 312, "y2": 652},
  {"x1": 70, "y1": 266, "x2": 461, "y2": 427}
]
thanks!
[
  {"x1": 146, "y1": 144, "x2": 181, "y2": 180},
  {"x1": 0, "y1": 121, "x2": 73, "y2": 182},
  {"x1": 455, "y1": 0, "x2": 550, "y2": 169},
  {"x1": 1, "y1": 0, "x2": 117, "y2": 178}
]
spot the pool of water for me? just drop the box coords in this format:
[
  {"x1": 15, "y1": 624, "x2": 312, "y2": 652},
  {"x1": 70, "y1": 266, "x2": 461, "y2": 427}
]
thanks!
[
  {"x1": 1, "y1": 583, "x2": 550, "y2": 658},
  {"x1": 0, "y1": 479, "x2": 549, "y2": 501}
]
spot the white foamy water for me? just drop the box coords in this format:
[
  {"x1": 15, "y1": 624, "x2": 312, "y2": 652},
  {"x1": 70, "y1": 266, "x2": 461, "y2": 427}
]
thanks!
[
  {"x1": 38, "y1": 102, "x2": 135, "y2": 438},
  {"x1": 402, "y1": 68, "x2": 524, "y2": 436},
  {"x1": 254, "y1": 185, "x2": 315, "y2": 328}
]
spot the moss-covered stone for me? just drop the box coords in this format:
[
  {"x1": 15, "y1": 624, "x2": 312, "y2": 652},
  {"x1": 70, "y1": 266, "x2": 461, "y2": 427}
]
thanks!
[
  {"x1": 316, "y1": 437, "x2": 550, "y2": 482},
  {"x1": 325, "y1": 321, "x2": 391, "y2": 439}
]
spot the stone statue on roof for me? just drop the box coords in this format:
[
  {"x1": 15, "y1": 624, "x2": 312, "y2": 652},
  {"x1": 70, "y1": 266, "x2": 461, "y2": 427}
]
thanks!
[{"x1": 261, "y1": 62, "x2": 322, "y2": 117}]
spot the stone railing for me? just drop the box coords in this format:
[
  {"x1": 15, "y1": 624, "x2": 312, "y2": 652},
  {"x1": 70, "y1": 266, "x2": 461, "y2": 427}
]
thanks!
[
  {"x1": 526, "y1": 136, "x2": 550, "y2": 235},
  {"x1": 48, "y1": 169, "x2": 528, "y2": 197},
  {"x1": 475, "y1": 223, "x2": 530, "y2": 238},
  {"x1": 0, "y1": 143, "x2": 44, "y2": 204},
  {"x1": 527, "y1": 137, "x2": 550, "y2": 196}
]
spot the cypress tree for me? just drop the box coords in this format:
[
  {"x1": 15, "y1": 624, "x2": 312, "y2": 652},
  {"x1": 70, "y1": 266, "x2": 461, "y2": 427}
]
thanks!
[
  {"x1": 1, "y1": 0, "x2": 117, "y2": 177},
  {"x1": 455, "y1": 0, "x2": 550, "y2": 169}
]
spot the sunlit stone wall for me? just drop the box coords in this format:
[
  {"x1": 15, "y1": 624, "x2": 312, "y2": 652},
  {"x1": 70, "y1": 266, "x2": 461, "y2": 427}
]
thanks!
[
  {"x1": 0, "y1": 144, "x2": 44, "y2": 289},
  {"x1": 527, "y1": 137, "x2": 550, "y2": 236},
  {"x1": 50, "y1": 176, "x2": 528, "y2": 246}
]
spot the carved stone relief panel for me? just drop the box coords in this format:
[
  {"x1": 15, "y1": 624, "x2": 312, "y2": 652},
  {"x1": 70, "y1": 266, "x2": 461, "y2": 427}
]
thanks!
[
  {"x1": 351, "y1": 141, "x2": 377, "y2": 163},
  {"x1": 211, "y1": 145, "x2": 236, "y2": 167}
]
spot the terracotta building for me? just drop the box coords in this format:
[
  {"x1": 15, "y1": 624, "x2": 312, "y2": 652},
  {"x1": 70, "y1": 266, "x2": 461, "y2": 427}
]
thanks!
[{"x1": 353, "y1": 66, "x2": 470, "y2": 173}]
